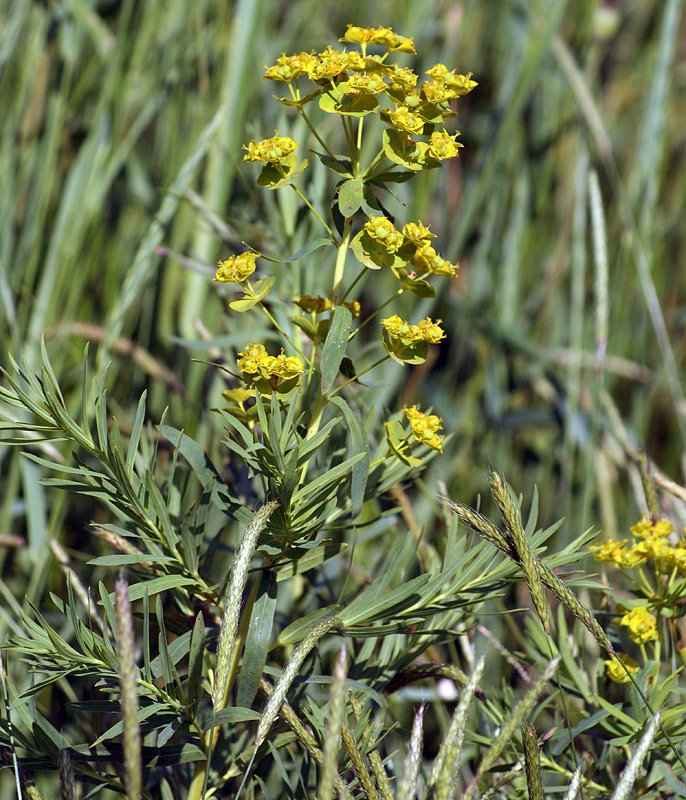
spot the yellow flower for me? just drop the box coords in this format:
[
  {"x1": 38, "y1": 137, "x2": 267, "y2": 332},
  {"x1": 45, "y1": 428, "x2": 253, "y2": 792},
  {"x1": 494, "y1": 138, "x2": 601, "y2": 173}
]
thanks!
[
  {"x1": 389, "y1": 66, "x2": 419, "y2": 91},
  {"x1": 364, "y1": 216, "x2": 404, "y2": 252},
  {"x1": 340, "y1": 25, "x2": 416, "y2": 54},
  {"x1": 388, "y1": 106, "x2": 425, "y2": 135},
  {"x1": 630, "y1": 518, "x2": 653, "y2": 537},
  {"x1": 652, "y1": 518, "x2": 676, "y2": 537},
  {"x1": 381, "y1": 314, "x2": 445, "y2": 344},
  {"x1": 411, "y1": 244, "x2": 458, "y2": 277},
  {"x1": 404, "y1": 406, "x2": 444, "y2": 452},
  {"x1": 620, "y1": 607, "x2": 659, "y2": 644},
  {"x1": 604, "y1": 654, "x2": 639, "y2": 683},
  {"x1": 243, "y1": 132, "x2": 298, "y2": 163},
  {"x1": 296, "y1": 295, "x2": 332, "y2": 313},
  {"x1": 237, "y1": 343, "x2": 304, "y2": 394},
  {"x1": 307, "y1": 48, "x2": 355, "y2": 82},
  {"x1": 346, "y1": 73, "x2": 388, "y2": 95},
  {"x1": 263, "y1": 52, "x2": 314, "y2": 82},
  {"x1": 215, "y1": 252, "x2": 260, "y2": 283},
  {"x1": 589, "y1": 539, "x2": 628, "y2": 565},
  {"x1": 425, "y1": 64, "x2": 477, "y2": 95},
  {"x1": 402, "y1": 221, "x2": 435, "y2": 247},
  {"x1": 417, "y1": 317, "x2": 446, "y2": 344},
  {"x1": 619, "y1": 543, "x2": 650, "y2": 568},
  {"x1": 428, "y1": 130, "x2": 463, "y2": 160},
  {"x1": 422, "y1": 80, "x2": 458, "y2": 104},
  {"x1": 665, "y1": 545, "x2": 686, "y2": 572}
]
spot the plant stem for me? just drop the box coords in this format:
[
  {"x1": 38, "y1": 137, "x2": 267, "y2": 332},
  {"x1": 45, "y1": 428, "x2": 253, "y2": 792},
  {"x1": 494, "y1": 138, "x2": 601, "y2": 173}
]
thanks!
[{"x1": 333, "y1": 218, "x2": 353, "y2": 303}]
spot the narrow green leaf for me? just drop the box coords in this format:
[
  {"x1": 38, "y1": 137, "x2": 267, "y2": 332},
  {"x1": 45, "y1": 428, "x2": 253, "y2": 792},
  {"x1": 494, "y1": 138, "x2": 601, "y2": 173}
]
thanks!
[
  {"x1": 126, "y1": 391, "x2": 147, "y2": 475},
  {"x1": 263, "y1": 237, "x2": 331, "y2": 263},
  {"x1": 237, "y1": 571, "x2": 277, "y2": 709},
  {"x1": 187, "y1": 612, "x2": 206, "y2": 709},
  {"x1": 321, "y1": 305, "x2": 353, "y2": 394},
  {"x1": 274, "y1": 541, "x2": 348, "y2": 581},
  {"x1": 329, "y1": 396, "x2": 370, "y2": 518},
  {"x1": 205, "y1": 707, "x2": 263, "y2": 730}
]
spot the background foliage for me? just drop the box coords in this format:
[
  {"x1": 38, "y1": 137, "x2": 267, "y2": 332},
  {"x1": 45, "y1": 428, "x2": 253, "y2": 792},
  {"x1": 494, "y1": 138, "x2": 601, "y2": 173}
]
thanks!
[{"x1": 2, "y1": 0, "x2": 686, "y2": 797}]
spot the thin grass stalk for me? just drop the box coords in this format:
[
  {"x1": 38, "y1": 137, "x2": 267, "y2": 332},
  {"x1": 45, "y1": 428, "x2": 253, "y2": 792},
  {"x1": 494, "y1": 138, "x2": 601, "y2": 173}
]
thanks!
[
  {"x1": 588, "y1": 170, "x2": 608, "y2": 375},
  {"x1": 439, "y1": 497, "x2": 614, "y2": 655},
  {"x1": 521, "y1": 724, "x2": 543, "y2": 800},
  {"x1": 638, "y1": 451, "x2": 659, "y2": 521},
  {"x1": 350, "y1": 693, "x2": 392, "y2": 800},
  {"x1": 466, "y1": 656, "x2": 560, "y2": 800},
  {"x1": 396, "y1": 704, "x2": 424, "y2": 800},
  {"x1": 609, "y1": 714, "x2": 660, "y2": 800},
  {"x1": 58, "y1": 748, "x2": 75, "y2": 800},
  {"x1": 318, "y1": 642, "x2": 348, "y2": 800},
  {"x1": 49, "y1": 539, "x2": 103, "y2": 631},
  {"x1": 489, "y1": 472, "x2": 550, "y2": 633},
  {"x1": 429, "y1": 655, "x2": 486, "y2": 800},
  {"x1": 212, "y1": 500, "x2": 279, "y2": 711},
  {"x1": 259, "y1": 678, "x2": 351, "y2": 799},
  {"x1": 255, "y1": 614, "x2": 342, "y2": 750},
  {"x1": 115, "y1": 570, "x2": 142, "y2": 800}
]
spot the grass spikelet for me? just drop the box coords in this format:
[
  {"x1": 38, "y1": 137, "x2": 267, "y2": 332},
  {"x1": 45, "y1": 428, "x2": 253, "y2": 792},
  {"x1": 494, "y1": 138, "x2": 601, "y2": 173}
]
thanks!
[
  {"x1": 489, "y1": 472, "x2": 550, "y2": 634},
  {"x1": 255, "y1": 614, "x2": 341, "y2": 750},
  {"x1": 341, "y1": 722, "x2": 378, "y2": 800},
  {"x1": 562, "y1": 764, "x2": 583, "y2": 800},
  {"x1": 429, "y1": 655, "x2": 486, "y2": 800},
  {"x1": 521, "y1": 724, "x2": 543, "y2": 800},
  {"x1": 318, "y1": 642, "x2": 348, "y2": 800},
  {"x1": 259, "y1": 677, "x2": 350, "y2": 799},
  {"x1": 396, "y1": 704, "x2": 425, "y2": 800},
  {"x1": 58, "y1": 748, "x2": 75, "y2": 800},
  {"x1": 114, "y1": 570, "x2": 142, "y2": 800},
  {"x1": 466, "y1": 656, "x2": 560, "y2": 799},
  {"x1": 213, "y1": 500, "x2": 279, "y2": 710},
  {"x1": 350, "y1": 693, "x2": 392, "y2": 800},
  {"x1": 609, "y1": 714, "x2": 660, "y2": 800},
  {"x1": 439, "y1": 496, "x2": 615, "y2": 655}
]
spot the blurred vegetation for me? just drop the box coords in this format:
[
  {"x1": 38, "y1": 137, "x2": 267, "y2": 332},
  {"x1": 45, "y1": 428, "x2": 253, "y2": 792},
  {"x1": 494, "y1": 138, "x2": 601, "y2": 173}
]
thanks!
[{"x1": 1, "y1": 0, "x2": 686, "y2": 796}]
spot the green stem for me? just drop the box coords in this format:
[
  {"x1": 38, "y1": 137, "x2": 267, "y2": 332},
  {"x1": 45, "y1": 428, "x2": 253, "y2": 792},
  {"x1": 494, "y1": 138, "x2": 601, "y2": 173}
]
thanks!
[
  {"x1": 349, "y1": 287, "x2": 404, "y2": 339},
  {"x1": 340, "y1": 266, "x2": 366, "y2": 303},
  {"x1": 333, "y1": 218, "x2": 353, "y2": 303},
  {"x1": 298, "y1": 103, "x2": 336, "y2": 160},
  {"x1": 288, "y1": 182, "x2": 335, "y2": 239}
]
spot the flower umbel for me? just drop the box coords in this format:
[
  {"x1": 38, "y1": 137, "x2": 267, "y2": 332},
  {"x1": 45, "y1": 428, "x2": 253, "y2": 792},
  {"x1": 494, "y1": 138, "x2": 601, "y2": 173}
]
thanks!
[
  {"x1": 243, "y1": 132, "x2": 298, "y2": 163},
  {"x1": 215, "y1": 252, "x2": 260, "y2": 283},
  {"x1": 237, "y1": 343, "x2": 304, "y2": 394},
  {"x1": 404, "y1": 406, "x2": 444, "y2": 452},
  {"x1": 620, "y1": 606, "x2": 659, "y2": 645},
  {"x1": 604, "y1": 654, "x2": 639, "y2": 683}
]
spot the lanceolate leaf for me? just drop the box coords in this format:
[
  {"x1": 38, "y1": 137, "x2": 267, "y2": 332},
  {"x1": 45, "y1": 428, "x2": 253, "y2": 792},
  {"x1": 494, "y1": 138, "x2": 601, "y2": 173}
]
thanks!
[
  {"x1": 320, "y1": 305, "x2": 353, "y2": 395},
  {"x1": 237, "y1": 571, "x2": 277, "y2": 709}
]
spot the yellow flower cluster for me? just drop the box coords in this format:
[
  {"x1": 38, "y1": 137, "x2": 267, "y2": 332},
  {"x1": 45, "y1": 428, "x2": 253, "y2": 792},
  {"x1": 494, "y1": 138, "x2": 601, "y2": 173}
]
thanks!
[
  {"x1": 590, "y1": 517, "x2": 684, "y2": 570},
  {"x1": 215, "y1": 252, "x2": 260, "y2": 283},
  {"x1": 261, "y1": 28, "x2": 476, "y2": 162},
  {"x1": 619, "y1": 606, "x2": 659, "y2": 644},
  {"x1": 381, "y1": 315, "x2": 445, "y2": 344},
  {"x1": 237, "y1": 343, "x2": 304, "y2": 394},
  {"x1": 363, "y1": 217, "x2": 458, "y2": 276},
  {"x1": 604, "y1": 654, "x2": 639, "y2": 683},
  {"x1": 404, "y1": 406, "x2": 444, "y2": 452},
  {"x1": 340, "y1": 25, "x2": 416, "y2": 54},
  {"x1": 243, "y1": 132, "x2": 298, "y2": 164}
]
